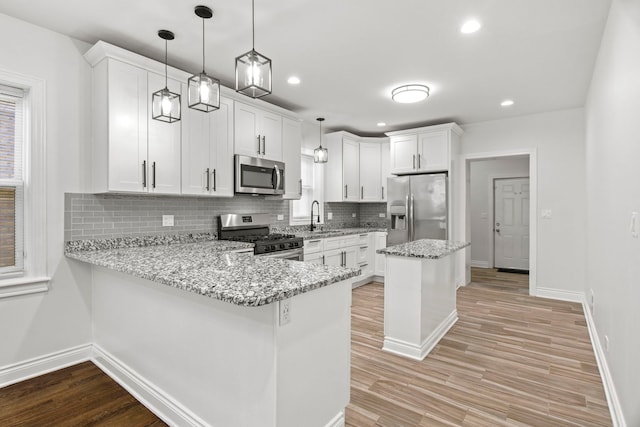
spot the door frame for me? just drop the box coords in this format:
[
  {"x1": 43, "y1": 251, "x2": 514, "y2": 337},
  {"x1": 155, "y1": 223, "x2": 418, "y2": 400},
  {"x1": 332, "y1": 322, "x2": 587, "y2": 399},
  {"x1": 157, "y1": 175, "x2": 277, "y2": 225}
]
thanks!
[
  {"x1": 455, "y1": 148, "x2": 537, "y2": 296},
  {"x1": 488, "y1": 174, "x2": 529, "y2": 269}
]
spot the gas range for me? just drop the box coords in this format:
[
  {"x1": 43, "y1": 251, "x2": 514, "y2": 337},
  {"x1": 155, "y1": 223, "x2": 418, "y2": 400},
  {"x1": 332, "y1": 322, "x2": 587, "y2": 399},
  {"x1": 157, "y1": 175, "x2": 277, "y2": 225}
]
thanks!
[{"x1": 218, "y1": 214, "x2": 304, "y2": 258}]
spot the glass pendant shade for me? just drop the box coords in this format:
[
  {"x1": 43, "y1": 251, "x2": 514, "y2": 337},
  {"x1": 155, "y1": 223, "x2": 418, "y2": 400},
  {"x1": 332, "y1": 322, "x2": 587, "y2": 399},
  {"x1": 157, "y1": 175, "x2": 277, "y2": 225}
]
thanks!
[
  {"x1": 236, "y1": 49, "x2": 272, "y2": 98},
  {"x1": 152, "y1": 30, "x2": 181, "y2": 123},
  {"x1": 188, "y1": 5, "x2": 220, "y2": 112},
  {"x1": 314, "y1": 117, "x2": 328, "y2": 164}
]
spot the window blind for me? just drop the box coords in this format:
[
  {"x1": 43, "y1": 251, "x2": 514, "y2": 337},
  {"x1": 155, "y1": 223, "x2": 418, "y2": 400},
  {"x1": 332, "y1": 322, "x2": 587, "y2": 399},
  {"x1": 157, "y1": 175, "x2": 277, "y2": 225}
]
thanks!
[{"x1": 0, "y1": 84, "x2": 24, "y2": 273}]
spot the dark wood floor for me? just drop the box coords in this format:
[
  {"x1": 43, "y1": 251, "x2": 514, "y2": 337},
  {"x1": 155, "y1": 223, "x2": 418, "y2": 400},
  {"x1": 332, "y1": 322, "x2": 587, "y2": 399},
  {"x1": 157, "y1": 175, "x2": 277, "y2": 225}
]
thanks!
[{"x1": 1, "y1": 269, "x2": 611, "y2": 426}]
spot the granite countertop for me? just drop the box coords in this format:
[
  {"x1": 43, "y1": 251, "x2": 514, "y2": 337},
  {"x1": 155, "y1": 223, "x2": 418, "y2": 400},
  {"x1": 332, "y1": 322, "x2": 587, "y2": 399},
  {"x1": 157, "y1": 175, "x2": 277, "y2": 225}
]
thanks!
[
  {"x1": 295, "y1": 227, "x2": 387, "y2": 240},
  {"x1": 377, "y1": 239, "x2": 469, "y2": 259},
  {"x1": 66, "y1": 240, "x2": 360, "y2": 307}
]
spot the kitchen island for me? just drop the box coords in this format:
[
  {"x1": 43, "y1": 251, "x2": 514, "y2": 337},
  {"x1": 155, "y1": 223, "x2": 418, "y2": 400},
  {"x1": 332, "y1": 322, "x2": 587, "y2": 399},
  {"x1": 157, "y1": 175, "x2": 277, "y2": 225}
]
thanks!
[
  {"x1": 66, "y1": 238, "x2": 359, "y2": 427},
  {"x1": 377, "y1": 239, "x2": 469, "y2": 361}
]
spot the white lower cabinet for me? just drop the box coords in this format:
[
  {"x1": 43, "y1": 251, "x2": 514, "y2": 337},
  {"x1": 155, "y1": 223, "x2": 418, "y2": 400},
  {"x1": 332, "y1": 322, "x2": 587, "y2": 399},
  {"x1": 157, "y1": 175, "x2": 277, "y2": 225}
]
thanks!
[
  {"x1": 374, "y1": 232, "x2": 387, "y2": 277},
  {"x1": 304, "y1": 251, "x2": 324, "y2": 264}
]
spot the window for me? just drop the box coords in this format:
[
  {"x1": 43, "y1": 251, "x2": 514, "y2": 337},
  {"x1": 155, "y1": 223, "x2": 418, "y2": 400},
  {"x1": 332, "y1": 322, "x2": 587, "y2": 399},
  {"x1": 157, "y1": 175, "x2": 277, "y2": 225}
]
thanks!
[
  {"x1": 290, "y1": 152, "x2": 324, "y2": 226},
  {"x1": 0, "y1": 71, "x2": 48, "y2": 298},
  {"x1": 0, "y1": 85, "x2": 24, "y2": 274}
]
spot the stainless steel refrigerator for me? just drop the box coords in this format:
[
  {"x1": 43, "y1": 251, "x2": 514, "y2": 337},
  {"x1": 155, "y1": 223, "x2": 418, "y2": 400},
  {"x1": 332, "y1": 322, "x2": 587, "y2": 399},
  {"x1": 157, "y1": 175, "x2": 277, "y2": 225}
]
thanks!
[{"x1": 387, "y1": 173, "x2": 448, "y2": 246}]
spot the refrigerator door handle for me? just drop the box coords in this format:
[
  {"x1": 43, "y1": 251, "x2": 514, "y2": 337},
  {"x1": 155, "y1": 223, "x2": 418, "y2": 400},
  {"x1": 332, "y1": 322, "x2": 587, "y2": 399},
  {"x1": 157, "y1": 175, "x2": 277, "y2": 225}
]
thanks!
[
  {"x1": 410, "y1": 193, "x2": 415, "y2": 241},
  {"x1": 405, "y1": 194, "x2": 411, "y2": 241}
]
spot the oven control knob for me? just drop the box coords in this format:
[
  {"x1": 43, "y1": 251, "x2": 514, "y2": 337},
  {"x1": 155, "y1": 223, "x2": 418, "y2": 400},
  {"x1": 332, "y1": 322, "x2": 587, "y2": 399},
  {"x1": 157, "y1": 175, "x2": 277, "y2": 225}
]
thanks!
[{"x1": 269, "y1": 245, "x2": 276, "y2": 251}]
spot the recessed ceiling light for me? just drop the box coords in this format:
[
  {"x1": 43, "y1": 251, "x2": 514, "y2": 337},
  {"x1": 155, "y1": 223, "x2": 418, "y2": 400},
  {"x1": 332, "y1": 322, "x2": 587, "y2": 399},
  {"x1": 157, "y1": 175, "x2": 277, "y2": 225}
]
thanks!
[
  {"x1": 391, "y1": 85, "x2": 430, "y2": 103},
  {"x1": 287, "y1": 76, "x2": 301, "y2": 85},
  {"x1": 377, "y1": 122, "x2": 386, "y2": 127},
  {"x1": 501, "y1": 99, "x2": 514, "y2": 107},
  {"x1": 460, "y1": 20, "x2": 481, "y2": 34}
]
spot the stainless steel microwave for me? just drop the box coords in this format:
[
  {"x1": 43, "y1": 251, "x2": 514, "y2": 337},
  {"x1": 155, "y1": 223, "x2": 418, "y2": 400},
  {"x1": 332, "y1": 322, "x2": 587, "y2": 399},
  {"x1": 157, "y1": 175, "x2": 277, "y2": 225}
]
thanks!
[{"x1": 234, "y1": 155, "x2": 285, "y2": 195}]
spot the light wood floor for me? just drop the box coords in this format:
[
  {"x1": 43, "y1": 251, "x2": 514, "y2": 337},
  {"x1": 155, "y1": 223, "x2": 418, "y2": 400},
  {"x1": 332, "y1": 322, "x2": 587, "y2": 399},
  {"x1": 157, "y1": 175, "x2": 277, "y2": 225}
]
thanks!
[
  {"x1": 346, "y1": 270, "x2": 611, "y2": 426},
  {"x1": 1, "y1": 269, "x2": 611, "y2": 426}
]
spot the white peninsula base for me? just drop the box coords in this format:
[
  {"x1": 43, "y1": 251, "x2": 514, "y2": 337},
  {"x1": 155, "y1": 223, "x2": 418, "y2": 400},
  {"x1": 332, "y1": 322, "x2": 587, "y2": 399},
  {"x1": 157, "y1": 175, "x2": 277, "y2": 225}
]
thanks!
[
  {"x1": 382, "y1": 249, "x2": 459, "y2": 361},
  {"x1": 91, "y1": 267, "x2": 352, "y2": 427}
]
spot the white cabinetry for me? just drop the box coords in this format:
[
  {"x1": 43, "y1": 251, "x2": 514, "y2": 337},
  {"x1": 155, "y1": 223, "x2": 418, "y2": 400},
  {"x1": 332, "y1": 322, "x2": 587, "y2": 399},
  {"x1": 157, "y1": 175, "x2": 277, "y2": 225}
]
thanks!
[
  {"x1": 182, "y1": 96, "x2": 234, "y2": 197},
  {"x1": 359, "y1": 142, "x2": 381, "y2": 202},
  {"x1": 374, "y1": 232, "x2": 387, "y2": 277},
  {"x1": 325, "y1": 132, "x2": 360, "y2": 202},
  {"x1": 234, "y1": 101, "x2": 282, "y2": 161},
  {"x1": 380, "y1": 141, "x2": 391, "y2": 201},
  {"x1": 89, "y1": 58, "x2": 182, "y2": 194},
  {"x1": 388, "y1": 123, "x2": 463, "y2": 175},
  {"x1": 281, "y1": 117, "x2": 302, "y2": 199}
]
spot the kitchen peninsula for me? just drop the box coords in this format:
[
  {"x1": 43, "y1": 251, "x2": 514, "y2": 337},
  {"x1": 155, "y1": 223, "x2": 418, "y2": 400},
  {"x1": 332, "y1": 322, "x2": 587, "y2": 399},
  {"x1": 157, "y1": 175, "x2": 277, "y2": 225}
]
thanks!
[
  {"x1": 66, "y1": 238, "x2": 359, "y2": 427},
  {"x1": 377, "y1": 239, "x2": 469, "y2": 361}
]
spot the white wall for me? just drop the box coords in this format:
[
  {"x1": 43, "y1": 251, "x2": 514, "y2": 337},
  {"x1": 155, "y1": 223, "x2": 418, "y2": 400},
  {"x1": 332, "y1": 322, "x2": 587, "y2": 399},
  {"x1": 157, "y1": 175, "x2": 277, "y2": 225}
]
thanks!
[
  {"x1": 460, "y1": 109, "x2": 586, "y2": 295},
  {"x1": 585, "y1": 0, "x2": 640, "y2": 424},
  {"x1": 0, "y1": 14, "x2": 93, "y2": 367},
  {"x1": 469, "y1": 156, "x2": 529, "y2": 268}
]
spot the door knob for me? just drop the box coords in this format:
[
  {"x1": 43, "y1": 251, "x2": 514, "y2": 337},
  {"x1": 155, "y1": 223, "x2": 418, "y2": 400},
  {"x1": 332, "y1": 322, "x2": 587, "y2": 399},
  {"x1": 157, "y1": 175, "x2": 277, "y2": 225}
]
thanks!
[
  {"x1": 496, "y1": 222, "x2": 500, "y2": 226},
  {"x1": 496, "y1": 229, "x2": 501, "y2": 233}
]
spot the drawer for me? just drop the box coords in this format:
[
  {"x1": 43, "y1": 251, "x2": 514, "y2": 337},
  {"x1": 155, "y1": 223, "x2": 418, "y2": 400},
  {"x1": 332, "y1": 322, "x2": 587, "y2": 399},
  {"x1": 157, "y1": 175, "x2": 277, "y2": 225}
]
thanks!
[
  {"x1": 323, "y1": 236, "x2": 343, "y2": 251},
  {"x1": 304, "y1": 238, "x2": 324, "y2": 254},
  {"x1": 341, "y1": 235, "x2": 359, "y2": 247},
  {"x1": 358, "y1": 233, "x2": 369, "y2": 245},
  {"x1": 358, "y1": 245, "x2": 368, "y2": 263}
]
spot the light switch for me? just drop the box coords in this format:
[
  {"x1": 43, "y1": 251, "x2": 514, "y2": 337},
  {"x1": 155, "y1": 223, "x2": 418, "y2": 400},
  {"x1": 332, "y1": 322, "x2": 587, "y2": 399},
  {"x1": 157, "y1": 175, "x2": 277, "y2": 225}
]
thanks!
[
  {"x1": 631, "y1": 212, "x2": 639, "y2": 238},
  {"x1": 277, "y1": 214, "x2": 284, "y2": 221}
]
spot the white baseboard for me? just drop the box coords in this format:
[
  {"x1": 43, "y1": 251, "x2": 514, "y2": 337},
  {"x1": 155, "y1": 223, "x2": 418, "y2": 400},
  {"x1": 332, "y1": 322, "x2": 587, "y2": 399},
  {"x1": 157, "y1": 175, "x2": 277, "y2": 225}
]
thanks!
[
  {"x1": 383, "y1": 310, "x2": 458, "y2": 361},
  {"x1": 0, "y1": 343, "x2": 92, "y2": 388},
  {"x1": 535, "y1": 287, "x2": 584, "y2": 303},
  {"x1": 325, "y1": 410, "x2": 346, "y2": 427},
  {"x1": 470, "y1": 260, "x2": 490, "y2": 268},
  {"x1": 92, "y1": 345, "x2": 208, "y2": 427},
  {"x1": 581, "y1": 299, "x2": 627, "y2": 427}
]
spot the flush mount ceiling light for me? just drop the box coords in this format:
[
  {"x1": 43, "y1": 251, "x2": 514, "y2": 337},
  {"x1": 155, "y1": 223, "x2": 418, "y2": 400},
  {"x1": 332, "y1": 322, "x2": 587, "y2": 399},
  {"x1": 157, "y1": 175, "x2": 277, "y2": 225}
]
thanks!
[
  {"x1": 188, "y1": 5, "x2": 220, "y2": 112},
  {"x1": 152, "y1": 30, "x2": 181, "y2": 123},
  {"x1": 391, "y1": 84, "x2": 430, "y2": 104},
  {"x1": 235, "y1": 0, "x2": 272, "y2": 98},
  {"x1": 501, "y1": 99, "x2": 515, "y2": 107},
  {"x1": 461, "y1": 19, "x2": 481, "y2": 34},
  {"x1": 314, "y1": 117, "x2": 328, "y2": 164},
  {"x1": 377, "y1": 122, "x2": 386, "y2": 127}
]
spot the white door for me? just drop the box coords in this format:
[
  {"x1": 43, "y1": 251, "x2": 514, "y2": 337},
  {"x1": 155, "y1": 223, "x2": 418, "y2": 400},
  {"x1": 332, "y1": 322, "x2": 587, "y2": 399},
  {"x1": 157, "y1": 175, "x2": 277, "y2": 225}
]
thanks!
[
  {"x1": 260, "y1": 110, "x2": 282, "y2": 161},
  {"x1": 380, "y1": 141, "x2": 390, "y2": 201},
  {"x1": 389, "y1": 134, "x2": 417, "y2": 174},
  {"x1": 234, "y1": 102, "x2": 261, "y2": 157},
  {"x1": 417, "y1": 131, "x2": 448, "y2": 172},
  {"x1": 494, "y1": 178, "x2": 530, "y2": 270},
  {"x1": 342, "y1": 138, "x2": 360, "y2": 201},
  {"x1": 210, "y1": 97, "x2": 235, "y2": 197},
  {"x1": 359, "y1": 143, "x2": 381, "y2": 201}
]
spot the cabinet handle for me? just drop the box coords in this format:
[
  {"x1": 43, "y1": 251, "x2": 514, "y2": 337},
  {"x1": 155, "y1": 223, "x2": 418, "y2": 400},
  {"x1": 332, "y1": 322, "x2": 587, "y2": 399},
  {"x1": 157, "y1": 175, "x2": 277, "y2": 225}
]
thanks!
[
  {"x1": 152, "y1": 161, "x2": 156, "y2": 189},
  {"x1": 413, "y1": 154, "x2": 416, "y2": 169},
  {"x1": 299, "y1": 179, "x2": 303, "y2": 195},
  {"x1": 418, "y1": 154, "x2": 421, "y2": 169},
  {"x1": 361, "y1": 186, "x2": 364, "y2": 199},
  {"x1": 262, "y1": 136, "x2": 266, "y2": 155},
  {"x1": 309, "y1": 239, "x2": 321, "y2": 243},
  {"x1": 342, "y1": 251, "x2": 346, "y2": 266},
  {"x1": 344, "y1": 185, "x2": 348, "y2": 199},
  {"x1": 322, "y1": 255, "x2": 325, "y2": 265},
  {"x1": 382, "y1": 186, "x2": 385, "y2": 200},
  {"x1": 212, "y1": 169, "x2": 217, "y2": 191},
  {"x1": 205, "y1": 168, "x2": 210, "y2": 192},
  {"x1": 257, "y1": 135, "x2": 261, "y2": 155},
  {"x1": 142, "y1": 161, "x2": 147, "y2": 188}
]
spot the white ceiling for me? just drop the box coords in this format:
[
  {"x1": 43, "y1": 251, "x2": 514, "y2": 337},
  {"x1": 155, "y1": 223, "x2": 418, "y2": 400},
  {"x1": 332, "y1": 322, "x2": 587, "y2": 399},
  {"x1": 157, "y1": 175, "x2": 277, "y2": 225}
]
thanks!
[{"x1": 0, "y1": 0, "x2": 611, "y2": 136}]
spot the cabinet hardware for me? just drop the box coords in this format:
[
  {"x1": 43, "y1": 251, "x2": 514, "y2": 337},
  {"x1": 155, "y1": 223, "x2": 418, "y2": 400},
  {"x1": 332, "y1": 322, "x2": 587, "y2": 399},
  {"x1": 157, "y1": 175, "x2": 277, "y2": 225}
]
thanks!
[
  {"x1": 344, "y1": 185, "x2": 348, "y2": 199},
  {"x1": 152, "y1": 161, "x2": 156, "y2": 189},
  {"x1": 262, "y1": 136, "x2": 266, "y2": 155},
  {"x1": 361, "y1": 186, "x2": 364, "y2": 199},
  {"x1": 359, "y1": 234, "x2": 367, "y2": 237},
  {"x1": 205, "y1": 168, "x2": 210, "y2": 191},
  {"x1": 360, "y1": 246, "x2": 367, "y2": 249},
  {"x1": 322, "y1": 255, "x2": 325, "y2": 265},
  {"x1": 413, "y1": 154, "x2": 416, "y2": 169},
  {"x1": 142, "y1": 160, "x2": 147, "y2": 188},
  {"x1": 257, "y1": 135, "x2": 261, "y2": 154},
  {"x1": 418, "y1": 154, "x2": 421, "y2": 169},
  {"x1": 212, "y1": 169, "x2": 216, "y2": 191},
  {"x1": 382, "y1": 186, "x2": 384, "y2": 200},
  {"x1": 309, "y1": 239, "x2": 321, "y2": 243},
  {"x1": 299, "y1": 179, "x2": 302, "y2": 195}
]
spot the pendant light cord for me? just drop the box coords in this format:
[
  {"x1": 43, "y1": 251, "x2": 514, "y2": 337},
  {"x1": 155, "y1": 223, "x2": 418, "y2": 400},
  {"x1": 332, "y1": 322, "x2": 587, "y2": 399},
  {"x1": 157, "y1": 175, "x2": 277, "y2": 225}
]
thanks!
[
  {"x1": 202, "y1": 18, "x2": 206, "y2": 73},
  {"x1": 252, "y1": 0, "x2": 255, "y2": 50},
  {"x1": 164, "y1": 38, "x2": 168, "y2": 89}
]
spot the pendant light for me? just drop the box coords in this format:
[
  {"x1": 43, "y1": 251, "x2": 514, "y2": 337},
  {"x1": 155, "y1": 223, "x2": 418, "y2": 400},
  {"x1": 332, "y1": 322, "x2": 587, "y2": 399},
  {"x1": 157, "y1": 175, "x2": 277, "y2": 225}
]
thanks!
[
  {"x1": 314, "y1": 118, "x2": 328, "y2": 164},
  {"x1": 152, "y1": 30, "x2": 181, "y2": 123},
  {"x1": 188, "y1": 5, "x2": 220, "y2": 112},
  {"x1": 235, "y1": 0, "x2": 272, "y2": 98}
]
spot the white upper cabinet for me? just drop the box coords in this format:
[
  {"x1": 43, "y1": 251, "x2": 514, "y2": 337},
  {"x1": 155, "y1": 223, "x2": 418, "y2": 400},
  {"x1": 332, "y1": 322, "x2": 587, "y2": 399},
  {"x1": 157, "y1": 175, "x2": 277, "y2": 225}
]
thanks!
[
  {"x1": 359, "y1": 142, "x2": 381, "y2": 201},
  {"x1": 182, "y1": 96, "x2": 234, "y2": 197},
  {"x1": 388, "y1": 123, "x2": 463, "y2": 175},
  {"x1": 380, "y1": 141, "x2": 390, "y2": 201},
  {"x1": 343, "y1": 137, "x2": 360, "y2": 201},
  {"x1": 91, "y1": 57, "x2": 181, "y2": 194},
  {"x1": 281, "y1": 117, "x2": 302, "y2": 200},
  {"x1": 234, "y1": 101, "x2": 282, "y2": 161},
  {"x1": 325, "y1": 132, "x2": 360, "y2": 202}
]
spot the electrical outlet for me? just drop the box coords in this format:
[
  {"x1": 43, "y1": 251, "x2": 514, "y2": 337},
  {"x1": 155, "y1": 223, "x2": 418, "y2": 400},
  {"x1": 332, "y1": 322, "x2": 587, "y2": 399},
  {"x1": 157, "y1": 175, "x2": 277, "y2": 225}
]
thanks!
[
  {"x1": 541, "y1": 209, "x2": 552, "y2": 219},
  {"x1": 277, "y1": 214, "x2": 284, "y2": 221},
  {"x1": 604, "y1": 335, "x2": 610, "y2": 352},
  {"x1": 378, "y1": 212, "x2": 386, "y2": 218},
  {"x1": 327, "y1": 212, "x2": 333, "y2": 220},
  {"x1": 352, "y1": 213, "x2": 357, "y2": 218},
  {"x1": 162, "y1": 215, "x2": 174, "y2": 227},
  {"x1": 279, "y1": 299, "x2": 291, "y2": 326}
]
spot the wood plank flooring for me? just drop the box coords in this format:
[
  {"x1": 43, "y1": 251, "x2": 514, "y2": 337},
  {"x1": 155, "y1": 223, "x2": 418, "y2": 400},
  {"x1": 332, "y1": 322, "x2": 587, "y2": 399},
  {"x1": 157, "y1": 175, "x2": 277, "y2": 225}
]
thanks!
[
  {"x1": 0, "y1": 361, "x2": 167, "y2": 426},
  {"x1": 346, "y1": 271, "x2": 611, "y2": 426},
  {"x1": 1, "y1": 269, "x2": 611, "y2": 426}
]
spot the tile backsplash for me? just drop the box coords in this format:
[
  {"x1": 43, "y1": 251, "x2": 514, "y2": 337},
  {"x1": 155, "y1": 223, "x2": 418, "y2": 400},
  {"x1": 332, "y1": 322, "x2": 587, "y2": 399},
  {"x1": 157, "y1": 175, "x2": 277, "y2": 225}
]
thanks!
[{"x1": 65, "y1": 193, "x2": 388, "y2": 241}]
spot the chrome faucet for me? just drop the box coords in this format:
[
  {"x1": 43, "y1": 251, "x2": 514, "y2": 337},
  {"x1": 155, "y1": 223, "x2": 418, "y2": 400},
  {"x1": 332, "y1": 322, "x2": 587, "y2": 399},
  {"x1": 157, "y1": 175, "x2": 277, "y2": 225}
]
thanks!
[{"x1": 310, "y1": 200, "x2": 320, "y2": 231}]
